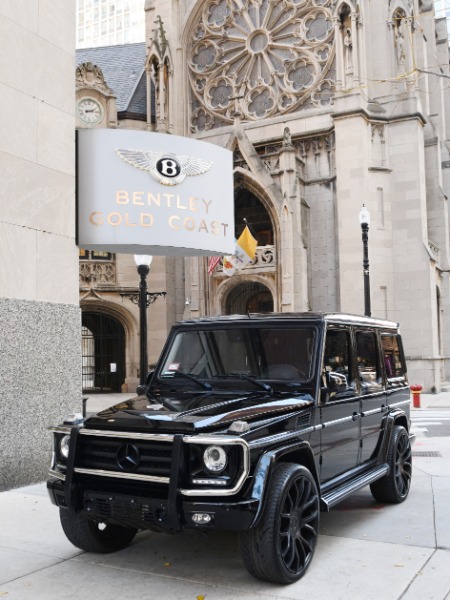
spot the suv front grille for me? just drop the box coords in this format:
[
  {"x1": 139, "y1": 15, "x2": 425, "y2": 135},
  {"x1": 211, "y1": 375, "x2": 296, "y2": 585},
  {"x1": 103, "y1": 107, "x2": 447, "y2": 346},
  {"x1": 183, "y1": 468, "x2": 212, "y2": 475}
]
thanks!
[{"x1": 75, "y1": 431, "x2": 174, "y2": 480}]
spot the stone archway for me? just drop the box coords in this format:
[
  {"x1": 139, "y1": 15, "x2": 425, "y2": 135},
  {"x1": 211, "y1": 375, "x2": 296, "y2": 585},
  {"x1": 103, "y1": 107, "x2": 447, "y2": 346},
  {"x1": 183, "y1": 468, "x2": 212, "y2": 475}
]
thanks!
[
  {"x1": 225, "y1": 281, "x2": 274, "y2": 315},
  {"x1": 82, "y1": 312, "x2": 125, "y2": 393}
]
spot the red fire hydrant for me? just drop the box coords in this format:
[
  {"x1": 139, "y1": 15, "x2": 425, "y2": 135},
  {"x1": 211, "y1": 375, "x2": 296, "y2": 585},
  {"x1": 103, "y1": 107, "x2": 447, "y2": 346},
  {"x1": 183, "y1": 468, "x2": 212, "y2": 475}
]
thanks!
[{"x1": 410, "y1": 384, "x2": 423, "y2": 408}]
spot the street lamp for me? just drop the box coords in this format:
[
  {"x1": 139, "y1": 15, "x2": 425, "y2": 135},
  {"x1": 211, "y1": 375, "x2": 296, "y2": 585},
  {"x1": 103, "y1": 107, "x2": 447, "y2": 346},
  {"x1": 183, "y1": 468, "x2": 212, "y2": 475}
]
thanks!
[
  {"x1": 120, "y1": 255, "x2": 166, "y2": 388},
  {"x1": 359, "y1": 205, "x2": 371, "y2": 317}
]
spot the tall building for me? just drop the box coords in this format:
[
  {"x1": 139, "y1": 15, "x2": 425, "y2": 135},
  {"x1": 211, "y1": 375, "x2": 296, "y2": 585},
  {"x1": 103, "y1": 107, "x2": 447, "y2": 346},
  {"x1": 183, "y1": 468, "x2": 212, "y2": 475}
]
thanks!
[
  {"x1": 0, "y1": 3, "x2": 80, "y2": 490},
  {"x1": 434, "y1": 0, "x2": 450, "y2": 35},
  {"x1": 76, "y1": 0, "x2": 145, "y2": 48}
]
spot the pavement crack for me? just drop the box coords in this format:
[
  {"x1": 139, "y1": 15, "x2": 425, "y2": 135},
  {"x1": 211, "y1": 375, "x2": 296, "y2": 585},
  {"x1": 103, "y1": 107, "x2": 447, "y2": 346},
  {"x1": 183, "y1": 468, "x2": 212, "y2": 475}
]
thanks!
[
  {"x1": 1, "y1": 558, "x2": 66, "y2": 585},
  {"x1": 397, "y1": 549, "x2": 438, "y2": 600},
  {"x1": 431, "y1": 476, "x2": 438, "y2": 549}
]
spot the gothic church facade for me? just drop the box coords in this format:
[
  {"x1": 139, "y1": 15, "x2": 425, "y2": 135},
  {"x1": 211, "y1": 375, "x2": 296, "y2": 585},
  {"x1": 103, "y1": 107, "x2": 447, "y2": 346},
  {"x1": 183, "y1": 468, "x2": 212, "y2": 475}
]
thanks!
[{"x1": 143, "y1": 0, "x2": 450, "y2": 391}]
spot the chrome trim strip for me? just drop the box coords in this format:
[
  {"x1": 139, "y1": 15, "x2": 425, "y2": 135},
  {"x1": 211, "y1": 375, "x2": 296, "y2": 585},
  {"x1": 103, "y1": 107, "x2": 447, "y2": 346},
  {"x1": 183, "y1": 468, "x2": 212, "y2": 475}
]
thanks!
[
  {"x1": 78, "y1": 429, "x2": 175, "y2": 442},
  {"x1": 180, "y1": 437, "x2": 250, "y2": 497},
  {"x1": 49, "y1": 451, "x2": 56, "y2": 471},
  {"x1": 48, "y1": 469, "x2": 66, "y2": 481},
  {"x1": 323, "y1": 415, "x2": 357, "y2": 427},
  {"x1": 49, "y1": 426, "x2": 72, "y2": 434},
  {"x1": 68, "y1": 433, "x2": 250, "y2": 495},
  {"x1": 182, "y1": 435, "x2": 248, "y2": 446},
  {"x1": 321, "y1": 464, "x2": 389, "y2": 509},
  {"x1": 249, "y1": 426, "x2": 315, "y2": 450},
  {"x1": 387, "y1": 399, "x2": 411, "y2": 409},
  {"x1": 361, "y1": 408, "x2": 383, "y2": 417},
  {"x1": 74, "y1": 467, "x2": 170, "y2": 483},
  {"x1": 251, "y1": 401, "x2": 411, "y2": 449}
]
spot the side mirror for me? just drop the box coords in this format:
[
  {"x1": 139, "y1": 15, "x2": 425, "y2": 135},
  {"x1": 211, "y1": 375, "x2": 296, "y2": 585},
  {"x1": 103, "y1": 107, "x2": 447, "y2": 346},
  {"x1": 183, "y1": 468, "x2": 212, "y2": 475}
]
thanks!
[
  {"x1": 136, "y1": 371, "x2": 155, "y2": 396},
  {"x1": 326, "y1": 371, "x2": 348, "y2": 391},
  {"x1": 321, "y1": 370, "x2": 349, "y2": 402}
]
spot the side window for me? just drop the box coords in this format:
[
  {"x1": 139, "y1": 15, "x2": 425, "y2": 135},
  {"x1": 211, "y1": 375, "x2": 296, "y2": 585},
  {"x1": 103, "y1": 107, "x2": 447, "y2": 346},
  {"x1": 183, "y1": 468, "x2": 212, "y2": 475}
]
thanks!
[
  {"x1": 381, "y1": 334, "x2": 406, "y2": 381},
  {"x1": 355, "y1": 331, "x2": 382, "y2": 390},
  {"x1": 323, "y1": 329, "x2": 354, "y2": 393}
]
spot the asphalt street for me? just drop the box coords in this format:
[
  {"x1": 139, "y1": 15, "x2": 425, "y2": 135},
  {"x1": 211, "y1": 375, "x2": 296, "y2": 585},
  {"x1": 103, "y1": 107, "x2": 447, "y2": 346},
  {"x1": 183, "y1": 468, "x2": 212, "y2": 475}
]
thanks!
[{"x1": 0, "y1": 392, "x2": 449, "y2": 600}]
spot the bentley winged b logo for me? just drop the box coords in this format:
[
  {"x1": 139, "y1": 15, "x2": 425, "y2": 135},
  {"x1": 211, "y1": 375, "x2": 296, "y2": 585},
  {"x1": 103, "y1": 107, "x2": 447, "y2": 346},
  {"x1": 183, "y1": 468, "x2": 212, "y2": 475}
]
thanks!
[{"x1": 115, "y1": 148, "x2": 213, "y2": 186}]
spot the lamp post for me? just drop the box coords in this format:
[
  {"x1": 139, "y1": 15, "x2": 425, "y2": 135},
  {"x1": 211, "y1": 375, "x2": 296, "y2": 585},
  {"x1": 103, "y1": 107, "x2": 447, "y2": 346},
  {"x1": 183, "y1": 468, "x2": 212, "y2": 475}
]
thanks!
[
  {"x1": 359, "y1": 205, "x2": 371, "y2": 317},
  {"x1": 120, "y1": 255, "x2": 166, "y2": 388}
]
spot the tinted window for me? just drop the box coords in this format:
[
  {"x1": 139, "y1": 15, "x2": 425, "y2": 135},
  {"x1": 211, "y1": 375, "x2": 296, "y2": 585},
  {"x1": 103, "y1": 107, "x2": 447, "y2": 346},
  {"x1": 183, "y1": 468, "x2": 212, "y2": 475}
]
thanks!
[
  {"x1": 355, "y1": 331, "x2": 382, "y2": 389},
  {"x1": 323, "y1": 329, "x2": 354, "y2": 390},
  {"x1": 381, "y1": 334, "x2": 405, "y2": 379}
]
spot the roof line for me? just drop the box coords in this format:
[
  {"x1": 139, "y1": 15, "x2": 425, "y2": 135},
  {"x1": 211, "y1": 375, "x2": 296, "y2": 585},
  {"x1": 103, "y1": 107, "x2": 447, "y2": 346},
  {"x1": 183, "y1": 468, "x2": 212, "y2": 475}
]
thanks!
[{"x1": 123, "y1": 68, "x2": 146, "y2": 112}]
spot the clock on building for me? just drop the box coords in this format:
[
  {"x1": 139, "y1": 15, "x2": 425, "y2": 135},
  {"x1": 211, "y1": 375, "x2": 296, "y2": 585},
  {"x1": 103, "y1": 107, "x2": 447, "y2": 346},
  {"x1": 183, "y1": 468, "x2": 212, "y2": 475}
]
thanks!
[{"x1": 77, "y1": 97, "x2": 104, "y2": 125}]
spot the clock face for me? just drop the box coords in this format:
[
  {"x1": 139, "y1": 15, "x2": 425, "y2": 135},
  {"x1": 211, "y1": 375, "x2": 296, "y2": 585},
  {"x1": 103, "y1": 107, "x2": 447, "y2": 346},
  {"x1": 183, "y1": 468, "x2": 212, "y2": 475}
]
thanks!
[{"x1": 77, "y1": 97, "x2": 103, "y2": 125}]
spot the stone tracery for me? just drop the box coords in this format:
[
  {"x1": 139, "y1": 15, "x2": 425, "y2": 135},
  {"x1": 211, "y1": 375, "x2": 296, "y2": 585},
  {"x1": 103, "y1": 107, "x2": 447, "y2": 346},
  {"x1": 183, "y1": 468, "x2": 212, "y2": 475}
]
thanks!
[{"x1": 188, "y1": 0, "x2": 335, "y2": 131}]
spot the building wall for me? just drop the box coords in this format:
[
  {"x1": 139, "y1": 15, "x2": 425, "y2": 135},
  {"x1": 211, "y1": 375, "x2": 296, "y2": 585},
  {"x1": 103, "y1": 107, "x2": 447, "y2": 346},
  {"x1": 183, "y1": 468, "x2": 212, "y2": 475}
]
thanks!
[{"x1": 0, "y1": 3, "x2": 80, "y2": 490}]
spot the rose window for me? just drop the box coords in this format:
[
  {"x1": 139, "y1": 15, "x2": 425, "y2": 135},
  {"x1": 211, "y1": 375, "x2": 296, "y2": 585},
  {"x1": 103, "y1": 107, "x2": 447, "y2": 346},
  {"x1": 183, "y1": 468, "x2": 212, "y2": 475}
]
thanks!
[{"x1": 188, "y1": 0, "x2": 335, "y2": 131}]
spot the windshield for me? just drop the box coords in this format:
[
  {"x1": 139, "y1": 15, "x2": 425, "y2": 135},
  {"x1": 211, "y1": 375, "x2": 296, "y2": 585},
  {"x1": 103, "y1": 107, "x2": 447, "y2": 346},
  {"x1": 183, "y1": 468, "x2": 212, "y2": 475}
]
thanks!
[{"x1": 157, "y1": 326, "x2": 316, "y2": 386}]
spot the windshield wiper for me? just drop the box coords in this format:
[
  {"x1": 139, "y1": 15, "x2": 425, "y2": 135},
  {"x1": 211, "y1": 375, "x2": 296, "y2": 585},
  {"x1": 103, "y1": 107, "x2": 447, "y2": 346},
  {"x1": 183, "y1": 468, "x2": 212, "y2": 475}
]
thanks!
[
  {"x1": 164, "y1": 370, "x2": 212, "y2": 391},
  {"x1": 147, "y1": 394, "x2": 179, "y2": 412},
  {"x1": 216, "y1": 372, "x2": 273, "y2": 394}
]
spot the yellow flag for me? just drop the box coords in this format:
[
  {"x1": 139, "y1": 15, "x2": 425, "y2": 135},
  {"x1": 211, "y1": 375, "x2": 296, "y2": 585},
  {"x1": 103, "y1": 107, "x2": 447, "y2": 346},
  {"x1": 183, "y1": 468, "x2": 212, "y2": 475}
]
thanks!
[{"x1": 223, "y1": 226, "x2": 257, "y2": 276}]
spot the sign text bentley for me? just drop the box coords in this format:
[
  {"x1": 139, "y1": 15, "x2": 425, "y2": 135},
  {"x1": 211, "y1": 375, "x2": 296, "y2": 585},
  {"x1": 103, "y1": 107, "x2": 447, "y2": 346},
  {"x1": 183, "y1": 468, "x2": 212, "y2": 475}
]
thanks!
[{"x1": 77, "y1": 129, "x2": 234, "y2": 256}]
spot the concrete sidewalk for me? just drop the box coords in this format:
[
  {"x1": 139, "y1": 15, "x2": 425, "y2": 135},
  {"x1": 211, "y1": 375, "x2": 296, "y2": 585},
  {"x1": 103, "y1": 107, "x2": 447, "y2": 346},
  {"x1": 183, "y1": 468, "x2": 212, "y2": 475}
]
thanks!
[{"x1": 1, "y1": 395, "x2": 449, "y2": 599}]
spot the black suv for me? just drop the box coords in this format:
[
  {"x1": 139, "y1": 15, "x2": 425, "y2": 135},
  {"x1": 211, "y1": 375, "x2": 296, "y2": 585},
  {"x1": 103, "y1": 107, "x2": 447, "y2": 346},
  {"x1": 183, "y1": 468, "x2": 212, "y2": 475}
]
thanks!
[{"x1": 48, "y1": 313, "x2": 413, "y2": 584}]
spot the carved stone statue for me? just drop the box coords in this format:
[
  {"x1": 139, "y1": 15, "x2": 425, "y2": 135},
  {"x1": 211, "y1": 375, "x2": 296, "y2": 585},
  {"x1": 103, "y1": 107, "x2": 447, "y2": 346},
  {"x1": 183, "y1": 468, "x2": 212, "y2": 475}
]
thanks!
[
  {"x1": 283, "y1": 127, "x2": 292, "y2": 147},
  {"x1": 344, "y1": 28, "x2": 353, "y2": 71},
  {"x1": 396, "y1": 29, "x2": 406, "y2": 68}
]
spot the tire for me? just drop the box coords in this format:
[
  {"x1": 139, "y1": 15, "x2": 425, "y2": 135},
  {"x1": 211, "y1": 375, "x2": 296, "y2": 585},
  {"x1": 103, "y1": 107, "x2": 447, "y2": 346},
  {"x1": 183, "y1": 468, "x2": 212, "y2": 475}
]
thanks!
[
  {"x1": 370, "y1": 425, "x2": 412, "y2": 503},
  {"x1": 239, "y1": 463, "x2": 320, "y2": 584},
  {"x1": 60, "y1": 508, "x2": 138, "y2": 553}
]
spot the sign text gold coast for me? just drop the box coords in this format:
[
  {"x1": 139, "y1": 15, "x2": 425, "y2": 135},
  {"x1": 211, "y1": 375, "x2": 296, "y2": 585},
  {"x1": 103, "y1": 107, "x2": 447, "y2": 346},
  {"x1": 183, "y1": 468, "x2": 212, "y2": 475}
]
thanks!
[
  {"x1": 88, "y1": 190, "x2": 230, "y2": 237},
  {"x1": 77, "y1": 129, "x2": 234, "y2": 254}
]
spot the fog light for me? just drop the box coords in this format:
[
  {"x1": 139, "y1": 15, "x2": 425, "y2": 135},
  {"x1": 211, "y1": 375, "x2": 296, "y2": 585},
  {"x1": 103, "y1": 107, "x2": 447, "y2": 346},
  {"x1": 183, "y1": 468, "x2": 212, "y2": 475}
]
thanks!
[{"x1": 192, "y1": 513, "x2": 212, "y2": 524}]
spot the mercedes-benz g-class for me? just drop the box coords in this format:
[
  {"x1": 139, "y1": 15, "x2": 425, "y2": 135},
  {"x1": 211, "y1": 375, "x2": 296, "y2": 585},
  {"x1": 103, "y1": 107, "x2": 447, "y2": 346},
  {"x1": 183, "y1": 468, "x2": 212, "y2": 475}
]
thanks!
[{"x1": 48, "y1": 313, "x2": 413, "y2": 584}]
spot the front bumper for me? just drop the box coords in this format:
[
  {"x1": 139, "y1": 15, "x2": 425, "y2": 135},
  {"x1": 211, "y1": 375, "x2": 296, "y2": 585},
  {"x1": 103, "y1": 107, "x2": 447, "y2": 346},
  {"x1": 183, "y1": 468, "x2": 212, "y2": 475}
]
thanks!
[{"x1": 47, "y1": 477, "x2": 259, "y2": 532}]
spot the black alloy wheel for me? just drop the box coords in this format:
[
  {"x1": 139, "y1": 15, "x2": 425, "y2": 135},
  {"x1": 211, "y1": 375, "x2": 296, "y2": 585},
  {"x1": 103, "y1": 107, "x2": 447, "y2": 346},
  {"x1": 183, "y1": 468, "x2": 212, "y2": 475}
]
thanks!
[
  {"x1": 240, "y1": 463, "x2": 320, "y2": 584},
  {"x1": 370, "y1": 425, "x2": 412, "y2": 503}
]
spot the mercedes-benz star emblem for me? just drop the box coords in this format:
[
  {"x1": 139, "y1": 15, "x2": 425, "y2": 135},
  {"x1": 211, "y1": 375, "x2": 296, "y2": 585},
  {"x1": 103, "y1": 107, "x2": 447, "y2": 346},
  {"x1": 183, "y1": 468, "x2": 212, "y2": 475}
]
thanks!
[
  {"x1": 115, "y1": 148, "x2": 213, "y2": 186},
  {"x1": 116, "y1": 443, "x2": 140, "y2": 471}
]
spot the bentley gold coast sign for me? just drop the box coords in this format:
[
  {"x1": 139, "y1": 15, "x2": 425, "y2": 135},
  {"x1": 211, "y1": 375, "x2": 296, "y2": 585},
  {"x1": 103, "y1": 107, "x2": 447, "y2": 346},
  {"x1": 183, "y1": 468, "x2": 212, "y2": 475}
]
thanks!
[{"x1": 76, "y1": 129, "x2": 234, "y2": 256}]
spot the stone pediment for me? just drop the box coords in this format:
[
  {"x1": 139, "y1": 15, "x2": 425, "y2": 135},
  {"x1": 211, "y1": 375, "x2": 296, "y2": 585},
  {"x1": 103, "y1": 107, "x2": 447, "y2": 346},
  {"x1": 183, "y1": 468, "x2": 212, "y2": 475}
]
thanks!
[{"x1": 76, "y1": 62, "x2": 115, "y2": 97}]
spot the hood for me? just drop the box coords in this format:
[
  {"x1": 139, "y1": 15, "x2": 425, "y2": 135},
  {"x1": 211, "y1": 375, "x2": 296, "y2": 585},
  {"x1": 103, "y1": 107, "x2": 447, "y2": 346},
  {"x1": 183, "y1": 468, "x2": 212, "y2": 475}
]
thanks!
[{"x1": 84, "y1": 391, "x2": 314, "y2": 433}]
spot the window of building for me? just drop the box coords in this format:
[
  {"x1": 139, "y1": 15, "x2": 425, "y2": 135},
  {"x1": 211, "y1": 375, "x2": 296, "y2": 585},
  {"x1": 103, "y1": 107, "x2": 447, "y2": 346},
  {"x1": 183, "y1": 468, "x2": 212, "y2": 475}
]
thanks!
[{"x1": 79, "y1": 249, "x2": 114, "y2": 261}]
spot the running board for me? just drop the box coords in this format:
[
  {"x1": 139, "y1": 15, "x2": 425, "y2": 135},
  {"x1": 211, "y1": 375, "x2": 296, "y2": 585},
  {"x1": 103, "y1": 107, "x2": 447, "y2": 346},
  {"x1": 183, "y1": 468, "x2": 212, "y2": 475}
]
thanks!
[{"x1": 320, "y1": 464, "x2": 389, "y2": 511}]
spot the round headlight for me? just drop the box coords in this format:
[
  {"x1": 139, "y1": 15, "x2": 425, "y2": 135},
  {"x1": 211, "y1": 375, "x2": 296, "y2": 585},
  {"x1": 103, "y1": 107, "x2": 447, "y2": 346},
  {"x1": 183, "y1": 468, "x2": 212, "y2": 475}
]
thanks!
[
  {"x1": 59, "y1": 435, "x2": 70, "y2": 459},
  {"x1": 203, "y1": 445, "x2": 227, "y2": 473}
]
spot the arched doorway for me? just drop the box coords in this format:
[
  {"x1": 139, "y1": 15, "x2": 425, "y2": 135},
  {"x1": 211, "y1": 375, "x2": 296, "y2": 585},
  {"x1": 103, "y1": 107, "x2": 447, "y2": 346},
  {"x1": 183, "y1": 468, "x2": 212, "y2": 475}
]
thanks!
[
  {"x1": 225, "y1": 282, "x2": 274, "y2": 314},
  {"x1": 82, "y1": 312, "x2": 125, "y2": 393}
]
